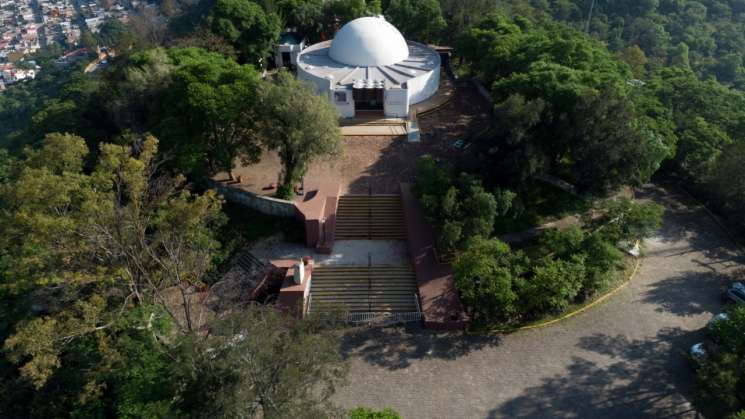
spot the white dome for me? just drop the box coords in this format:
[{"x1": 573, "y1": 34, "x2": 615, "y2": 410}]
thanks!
[{"x1": 329, "y1": 17, "x2": 409, "y2": 67}]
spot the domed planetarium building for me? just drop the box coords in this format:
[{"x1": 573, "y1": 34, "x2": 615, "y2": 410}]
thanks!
[{"x1": 297, "y1": 16, "x2": 440, "y2": 119}]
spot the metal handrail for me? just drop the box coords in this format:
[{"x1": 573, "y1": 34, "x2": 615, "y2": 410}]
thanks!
[
  {"x1": 414, "y1": 293, "x2": 421, "y2": 315},
  {"x1": 345, "y1": 311, "x2": 422, "y2": 325}
]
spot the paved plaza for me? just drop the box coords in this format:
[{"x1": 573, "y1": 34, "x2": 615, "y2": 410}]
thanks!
[{"x1": 333, "y1": 185, "x2": 744, "y2": 418}]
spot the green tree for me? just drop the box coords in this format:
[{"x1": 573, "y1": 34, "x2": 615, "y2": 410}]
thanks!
[
  {"x1": 539, "y1": 225, "x2": 624, "y2": 294},
  {"x1": 439, "y1": 0, "x2": 496, "y2": 44},
  {"x1": 459, "y1": 14, "x2": 669, "y2": 193},
  {"x1": 350, "y1": 406, "x2": 403, "y2": 419},
  {"x1": 670, "y1": 42, "x2": 691, "y2": 68},
  {"x1": 173, "y1": 307, "x2": 348, "y2": 419},
  {"x1": 327, "y1": 0, "x2": 380, "y2": 26},
  {"x1": 211, "y1": 0, "x2": 281, "y2": 67},
  {"x1": 453, "y1": 237, "x2": 523, "y2": 323},
  {"x1": 153, "y1": 47, "x2": 263, "y2": 177},
  {"x1": 695, "y1": 305, "x2": 745, "y2": 417},
  {"x1": 257, "y1": 71, "x2": 341, "y2": 199},
  {"x1": 568, "y1": 88, "x2": 671, "y2": 193},
  {"x1": 1, "y1": 133, "x2": 224, "y2": 392},
  {"x1": 97, "y1": 19, "x2": 139, "y2": 51},
  {"x1": 276, "y1": 0, "x2": 325, "y2": 39},
  {"x1": 521, "y1": 255, "x2": 586, "y2": 314},
  {"x1": 617, "y1": 45, "x2": 648, "y2": 78},
  {"x1": 711, "y1": 141, "x2": 745, "y2": 229},
  {"x1": 384, "y1": 0, "x2": 446, "y2": 43}
]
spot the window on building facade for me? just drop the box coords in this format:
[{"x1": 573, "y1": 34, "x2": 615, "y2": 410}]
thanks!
[{"x1": 334, "y1": 91, "x2": 347, "y2": 102}]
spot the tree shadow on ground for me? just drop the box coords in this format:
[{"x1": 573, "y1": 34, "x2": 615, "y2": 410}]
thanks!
[
  {"x1": 492, "y1": 328, "x2": 705, "y2": 419},
  {"x1": 641, "y1": 270, "x2": 730, "y2": 317},
  {"x1": 339, "y1": 323, "x2": 500, "y2": 370},
  {"x1": 639, "y1": 185, "x2": 745, "y2": 267}
]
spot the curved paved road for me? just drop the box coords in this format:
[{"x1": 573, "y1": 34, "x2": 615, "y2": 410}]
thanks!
[{"x1": 333, "y1": 186, "x2": 745, "y2": 418}]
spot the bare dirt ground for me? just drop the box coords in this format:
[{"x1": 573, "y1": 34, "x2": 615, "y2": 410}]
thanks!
[{"x1": 218, "y1": 81, "x2": 491, "y2": 195}]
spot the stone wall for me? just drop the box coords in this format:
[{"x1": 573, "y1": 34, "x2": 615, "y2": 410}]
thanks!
[{"x1": 210, "y1": 181, "x2": 297, "y2": 218}]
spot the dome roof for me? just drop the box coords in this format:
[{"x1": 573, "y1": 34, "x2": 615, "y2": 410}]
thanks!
[{"x1": 329, "y1": 17, "x2": 409, "y2": 67}]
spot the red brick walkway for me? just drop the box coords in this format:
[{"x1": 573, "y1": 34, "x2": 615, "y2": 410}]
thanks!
[{"x1": 400, "y1": 183, "x2": 468, "y2": 329}]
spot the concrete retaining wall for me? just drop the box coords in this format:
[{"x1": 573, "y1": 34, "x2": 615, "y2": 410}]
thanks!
[{"x1": 210, "y1": 181, "x2": 297, "y2": 218}]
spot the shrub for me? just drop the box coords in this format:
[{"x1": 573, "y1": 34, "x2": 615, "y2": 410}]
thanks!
[
  {"x1": 438, "y1": 220, "x2": 463, "y2": 256},
  {"x1": 579, "y1": 232, "x2": 623, "y2": 293},
  {"x1": 539, "y1": 226, "x2": 623, "y2": 294},
  {"x1": 453, "y1": 237, "x2": 525, "y2": 323},
  {"x1": 519, "y1": 255, "x2": 586, "y2": 314},
  {"x1": 349, "y1": 406, "x2": 403, "y2": 419},
  {"x1": 276, "y1": 183, "x2": 294, "y2": 200},
  {"x1": 413, "y1": 155, "x2": 514, "y2": 254}
]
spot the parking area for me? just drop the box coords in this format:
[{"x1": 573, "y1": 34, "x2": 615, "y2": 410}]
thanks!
[{"x1": 333, "y1": 185, "x2": 745, "y2": 418}]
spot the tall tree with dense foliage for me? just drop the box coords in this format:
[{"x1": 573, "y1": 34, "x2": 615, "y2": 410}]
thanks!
[
  {"x1": 257, "y1": 71, "x2": 341, "y2": 198},
  {"x1": 413, "y1": 155, "x2": 515, "y2": 254},
  {"x1": 384, "y1": 0, "x2": 446, "y2": 43},
  {"x1": 173, "y1": 307, "x2": 348, "y2": 418},
  {"x1": 275, "y1": 0, "x2": 325, "y2": 40},
  {"x1": 211, "y1": 0, "x2": 281, "y2": 67},
  {"x1": 1, "y1": 133, "x2": 224, "y2": 393},
  {"x1": 453, "y1": 237, "x2": 524, "y2": 323},
  {"x1": 695, "y1": 305, "x2": 745, "y2": 418},
  {"x1": 152, "y1": 47, "x2": 263, "y2": 177},
  {"x1": 458, "y1": 13, "x2": 674, "y2": 193}
]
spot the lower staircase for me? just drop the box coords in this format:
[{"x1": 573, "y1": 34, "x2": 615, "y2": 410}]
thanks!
[
  {"x1": 335, "y1": 195, "x2": 406, "y2": 240},
  {"x1": 235, "y1": 251, "x2": 266, "y2": 273},
  {"x1": 309, "y1": 266, "x2": 419, "y2": 316}
]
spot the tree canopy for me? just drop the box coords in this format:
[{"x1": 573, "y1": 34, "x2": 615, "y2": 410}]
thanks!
[
  {"x1": 256, "y1": 71, "x2": 342, "y2": 198},
  {"x1": 211, "y1": 0, "x2": 281, "y2": 67},
  {"x1": 384, "y1": 0, "x2": 446, "y2": 43},
  {"x1": 150, "y1": 47, "x2": 263, "y2": 176},
  {"x1": 459, "y1": 14, "x2": 673, "y2": 193}
]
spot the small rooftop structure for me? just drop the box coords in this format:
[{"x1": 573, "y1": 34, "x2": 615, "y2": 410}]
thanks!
[
  {"x1": 274, "y1": 30, "x2": 306, "y2": 69},
  {"x1": 297, "y1": 16, "x2": 440, "y2": 119}
]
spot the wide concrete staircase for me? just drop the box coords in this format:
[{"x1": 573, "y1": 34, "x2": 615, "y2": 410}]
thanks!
[
  {"x1": 310, "y1": 266, "x2": 418, "y2": 313},
  {"x1": 335, "y1": 195, "x2": 406, "y2": 240}
]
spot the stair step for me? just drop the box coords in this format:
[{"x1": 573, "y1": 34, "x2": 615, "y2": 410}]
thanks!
[
  {"x1": 335, "y1": 194, "x2": 405, "y2": 241},
  {"x1": 310, "y1": 265, "x2": 418, "y2": 314}
]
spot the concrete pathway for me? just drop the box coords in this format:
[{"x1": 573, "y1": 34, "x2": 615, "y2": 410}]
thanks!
[
  {"x1": 341, "y1": 125, "x2": 408, "y2": 136},
  {"x1": 250, "y1": 235, "x2": 409, "y2": 266},
  {"x1": 333, "y1": 185, "x2": 744, "y2": 418}
]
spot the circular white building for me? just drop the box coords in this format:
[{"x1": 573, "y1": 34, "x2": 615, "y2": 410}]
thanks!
[{"x1": 297, "y1": 16, "x2": 441, "y2": 119}]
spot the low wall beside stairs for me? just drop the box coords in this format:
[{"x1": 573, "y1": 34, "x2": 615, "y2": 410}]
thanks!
[{"x1": 210, "y1": 181, "x2": 297, "y2": 218}]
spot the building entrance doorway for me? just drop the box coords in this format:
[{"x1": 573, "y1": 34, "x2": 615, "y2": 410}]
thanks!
[{"x1": 353, "y1": 88, "x2": 384, "y2": 111}]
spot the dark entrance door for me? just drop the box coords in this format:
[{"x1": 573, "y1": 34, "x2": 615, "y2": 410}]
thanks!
[
  {"x1": 281, "y1": 52, "x2": 291, "y2": 66},
  {"x1": 353, "y1": 88, "x2": 384, "y2": 111}
]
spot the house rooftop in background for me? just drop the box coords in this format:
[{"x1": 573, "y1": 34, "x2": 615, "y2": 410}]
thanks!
[{"x1": 296, "y1": 16, "x2": 440, "y2": 119}]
